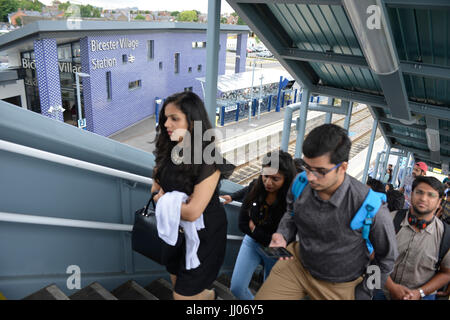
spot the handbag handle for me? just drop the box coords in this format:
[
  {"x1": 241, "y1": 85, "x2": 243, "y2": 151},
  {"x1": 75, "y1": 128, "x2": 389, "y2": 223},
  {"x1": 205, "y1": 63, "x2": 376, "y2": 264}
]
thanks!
[{"x1": 143, "y1": 191, "x2": 159, "y2": 216}]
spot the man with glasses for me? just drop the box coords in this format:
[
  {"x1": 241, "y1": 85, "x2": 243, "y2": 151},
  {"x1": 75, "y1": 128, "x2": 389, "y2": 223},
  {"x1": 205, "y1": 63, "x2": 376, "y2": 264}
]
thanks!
[
  {"x1": 254, "y1": 124, "x2": 398, "y2": 300},
  {"x1": 374, "y1": 176, "x2": 450, "y2": 300}
]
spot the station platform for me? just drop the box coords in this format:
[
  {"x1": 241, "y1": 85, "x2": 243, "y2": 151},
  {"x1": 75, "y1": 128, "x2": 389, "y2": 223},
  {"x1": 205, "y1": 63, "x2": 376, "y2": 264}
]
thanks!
[
  {"x1": 109, "y1": 103, "x2": 383, "y2": 181},
  {"x1": 108, "y1": 105, "x2": 308, "y2": 154}
]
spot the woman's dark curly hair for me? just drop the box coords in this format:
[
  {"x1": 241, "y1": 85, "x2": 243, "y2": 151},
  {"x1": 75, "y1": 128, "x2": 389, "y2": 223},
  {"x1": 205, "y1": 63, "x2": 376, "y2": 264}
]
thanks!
[
  {"x1": 153, "y1": 91, "x2": 219, "y2": 195},
  {"x1": 242, "y1": 150, "x2": 296, "y2": 212}
]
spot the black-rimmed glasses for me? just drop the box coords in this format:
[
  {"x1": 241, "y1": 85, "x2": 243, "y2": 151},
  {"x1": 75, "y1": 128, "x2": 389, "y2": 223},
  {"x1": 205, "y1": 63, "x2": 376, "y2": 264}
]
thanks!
[{"x1": 298, "y1": 159, "x2": 342, "y2": 179}]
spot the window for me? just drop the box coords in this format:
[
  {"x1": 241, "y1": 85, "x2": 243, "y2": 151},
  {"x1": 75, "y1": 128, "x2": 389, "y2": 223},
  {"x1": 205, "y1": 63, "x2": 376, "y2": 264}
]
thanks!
[
  {"x1": 122, "y1": 54, "x2": 127, "y2": 64},
  {"x1": 184, "y1": 87, "x2": 193, "y2": 92},
  {"x1": 106, "y1": 71, "x2": 112, "y2": 100},
  {"x1": 197, "y1": 64, "x2": 202, "y2": 72},
  {"x1": 188, "y1": 67, "x2": 192, "y2": 73},
  {"x1": 159, "y1": 62, "x2": 163, "y2": 70},
  {"x1": 192, "y1": 41, "x2": 206, "y2": 49},
  {"x1": 57, "y1": 44, "x2": 71, "y2": 61},
  {"x1": 129, "y1": 80, "x2": 142, "y2": 90},
  {"x1": 148, "y1": 40, "x2": 154, "y2": 60},
  {"x1": 174, "y1": 53, "x2": 180, "y2": 74}
]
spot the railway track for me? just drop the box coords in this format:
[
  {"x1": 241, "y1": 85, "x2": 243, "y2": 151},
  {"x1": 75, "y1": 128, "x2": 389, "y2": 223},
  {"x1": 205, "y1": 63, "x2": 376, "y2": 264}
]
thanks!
[{"x1": 229, "y1": 106, "x2": 378, "y2": 185}]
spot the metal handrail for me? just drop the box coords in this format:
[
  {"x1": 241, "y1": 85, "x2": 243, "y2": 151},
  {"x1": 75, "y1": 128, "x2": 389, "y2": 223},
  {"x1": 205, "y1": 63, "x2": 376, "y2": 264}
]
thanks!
[
  {"x1": 0, "y1": 211, "x2": 244, "y2": 240},
  {"x1": 0, "y1": 139, "x2": 244, "y2": 239},
  {"x1": 0, "y1": 139, "x2": 243, "y2": 207},
  {"x1": 0, "y1": 139, "x2": 153, "y2": 185}
]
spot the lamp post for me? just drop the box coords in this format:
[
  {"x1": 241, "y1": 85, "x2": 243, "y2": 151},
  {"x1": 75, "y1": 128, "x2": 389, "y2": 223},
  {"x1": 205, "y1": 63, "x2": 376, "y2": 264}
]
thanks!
[{"x1": 75, "y1": 72, "x2": 90, "y2": 129}]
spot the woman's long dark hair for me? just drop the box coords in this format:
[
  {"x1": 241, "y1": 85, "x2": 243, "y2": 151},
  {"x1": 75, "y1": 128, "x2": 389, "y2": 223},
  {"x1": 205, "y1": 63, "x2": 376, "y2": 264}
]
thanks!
[
  {"x1": 153, "y1": 91, "x2": 216, "y2": 195},
  {"x1": 242, "y1": 150, "x2": 296, "y2": 212}
]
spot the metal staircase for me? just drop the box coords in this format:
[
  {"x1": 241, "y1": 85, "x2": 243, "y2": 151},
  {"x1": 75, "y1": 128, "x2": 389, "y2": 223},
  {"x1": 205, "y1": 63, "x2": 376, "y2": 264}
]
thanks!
[{"x1": 21, "y1": 275, "x2": 255, "y2": 300}]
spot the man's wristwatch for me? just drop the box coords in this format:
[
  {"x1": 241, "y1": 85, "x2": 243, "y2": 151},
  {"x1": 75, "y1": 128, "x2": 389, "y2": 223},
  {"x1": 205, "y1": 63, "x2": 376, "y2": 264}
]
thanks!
[{"x1": 418, "y1": 288, "x2": 426, "y2": 298}]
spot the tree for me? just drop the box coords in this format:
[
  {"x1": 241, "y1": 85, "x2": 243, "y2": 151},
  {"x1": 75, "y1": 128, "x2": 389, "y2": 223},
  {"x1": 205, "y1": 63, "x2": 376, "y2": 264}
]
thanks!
[
  {"x1": 134, "y1": 14, "x2": 145, "y2": 20},
  {"x1": 0, "y1": 0, "x2": 19, "y2": 22},
  {"x1": 18, "y1": 0, "x2": 44, "y2": 11},
  {"x1": 237, "y1": 16, "x2": 246, "y2": 25},
  {"x1": 231, "y1": 12, "x2": 246, "y2": 25},
  {"x1": 58, "y1": 1, "x2": 71, "y2": 11},
  {"x1": 220, "y1": 17, "x2": 227, "y2": 24},
  {"x1": 170, "y1": 11, "x2": 179, "y2": 17},
  {"x1": 79, "y1": 4, "x2": 101, "y2": 18},
  {"x1": 178, "y1": 10, "x2": 197, "y2": 22}
]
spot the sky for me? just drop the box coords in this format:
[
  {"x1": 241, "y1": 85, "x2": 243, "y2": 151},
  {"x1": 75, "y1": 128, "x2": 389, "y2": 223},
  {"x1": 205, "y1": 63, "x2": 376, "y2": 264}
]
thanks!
[{"x1": 39, "y1": 0, "x2": 236, "y2": 14}]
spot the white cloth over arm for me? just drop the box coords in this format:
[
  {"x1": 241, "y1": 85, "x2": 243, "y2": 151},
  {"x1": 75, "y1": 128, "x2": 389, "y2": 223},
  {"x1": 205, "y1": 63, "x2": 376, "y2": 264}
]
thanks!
[{"x1": 155, "y1": 191, "x2": 205, "y2": 270}]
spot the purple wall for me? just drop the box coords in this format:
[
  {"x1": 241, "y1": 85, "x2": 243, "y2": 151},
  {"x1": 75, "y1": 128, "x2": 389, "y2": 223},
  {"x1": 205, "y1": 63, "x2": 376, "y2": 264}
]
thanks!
[{"x1": 79, "y1": 31, "x2": 231, "y2": 137}]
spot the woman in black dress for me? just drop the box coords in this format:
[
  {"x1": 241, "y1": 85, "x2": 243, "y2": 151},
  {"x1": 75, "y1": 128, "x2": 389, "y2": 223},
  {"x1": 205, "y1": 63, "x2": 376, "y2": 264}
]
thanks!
[{"x1": 150, "y1": 91, "x2": 234, "y2": 300}]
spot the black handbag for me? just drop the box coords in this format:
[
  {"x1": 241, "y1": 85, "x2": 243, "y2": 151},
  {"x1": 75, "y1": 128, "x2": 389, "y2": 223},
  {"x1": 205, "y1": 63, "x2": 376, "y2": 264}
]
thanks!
[
  {"x1": 131, "y1": 191, "x2": 166, "y2": 265},
  {"x1": 132, "y1": 191, "x2": 184, "y2": 265}
]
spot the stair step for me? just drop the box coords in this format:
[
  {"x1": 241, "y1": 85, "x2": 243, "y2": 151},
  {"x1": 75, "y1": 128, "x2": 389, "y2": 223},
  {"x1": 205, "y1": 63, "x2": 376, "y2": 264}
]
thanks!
[
  {"x1": 211, "y1": 280, "x2": 236, "y2": 300},
  {"x1": 145, "y1": 278, "x2": 173, "y2": 300},
  {"x1": 23, "y1": 284, "x2": 70, "y2": 300},
  {"x1": 112, "y1": 280, "x2": 158, "y2": 300},
  {"x1": 70, "y1": 282, "x2": 118, "y2": 300}
]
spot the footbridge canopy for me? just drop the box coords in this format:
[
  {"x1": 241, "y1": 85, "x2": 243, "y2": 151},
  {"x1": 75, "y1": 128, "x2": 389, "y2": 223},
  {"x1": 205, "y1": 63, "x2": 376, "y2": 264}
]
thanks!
[{"x1": 227, "y1": 0, "x2": 450, "y2": 172}]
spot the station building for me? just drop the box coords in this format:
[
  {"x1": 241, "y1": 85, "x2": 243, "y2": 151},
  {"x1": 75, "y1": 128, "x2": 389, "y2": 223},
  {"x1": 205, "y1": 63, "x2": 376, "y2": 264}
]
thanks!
[{"x1": 0, "y1": 21, "x2": 249, "y2": 136}]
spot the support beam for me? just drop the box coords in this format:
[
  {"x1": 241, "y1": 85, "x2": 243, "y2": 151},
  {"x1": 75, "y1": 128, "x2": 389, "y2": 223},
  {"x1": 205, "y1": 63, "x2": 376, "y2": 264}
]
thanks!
[
  {"x1": 384, "y1": 0, "x2": 450, "y2": 9},
  {"x1": 294, "y1": 88, "x2": 310, "y2": 158},
  {"x1": 279, "y1": 48, "x2": 368, "y2": 68},
  {"x1": 280, "y1": 49, "x2": 450, "y2": 81},
  {"x1": 401, "y1": 62, "x2": 450, "y2": 81},
  {"x1": 392, "y1": 155, "x2": 401, "y2": 188},
  {"x1": 380, "y1": 145, "x2": 391, "y2": 182},
  {"x1": 425, "y1": 116, "x2": 441, "y2": 163},
  {"x1": 205, "y1": 0, "x2": 221, "y2": 127},
  {"x1": 343, "y1": 101, "x2": 353, "y2": 132},
  {"x1": 311, "y1": 85, "x2": 450, "y2": 121},
  {"x1": 342, "y1": 0, "x2": 411, "y2": 121},
  {"x1": 393, "y1": 144, "x2": 450, "y2": 164},
  {"x1": 362, "y1": 118, "x2": 378, "y2": 184},
  {"x1": 399, "y1": 152, "x2": 412, "y2": 189},
  {"x1": 373, "y1": 152, "x2": 382, "y2": 180}
]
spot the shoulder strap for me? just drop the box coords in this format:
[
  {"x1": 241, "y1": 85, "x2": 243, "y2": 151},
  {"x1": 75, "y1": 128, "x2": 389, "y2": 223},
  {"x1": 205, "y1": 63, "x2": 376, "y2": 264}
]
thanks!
[
  {"x1": 291, "y1": 171, "x2": 308, "y2": 202},
  {"x1": 289, "y1": 171, "x2": 308, "y2": 216},
  {"x1": 437, "y1": 221, "x2": 450, "y2": 270},
  {"x1": 393, "y1": 209, "x2": 408, "y2": 234},
  {"x1": 350, "y1": 189, "x2": 386, "y2": 254}
]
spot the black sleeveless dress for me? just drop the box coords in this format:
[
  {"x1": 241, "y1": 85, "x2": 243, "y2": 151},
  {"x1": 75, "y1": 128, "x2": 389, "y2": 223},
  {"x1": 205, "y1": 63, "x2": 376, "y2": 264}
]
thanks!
[{"x1": 157, "y1": 160, "x2": 234, "y2": 296}]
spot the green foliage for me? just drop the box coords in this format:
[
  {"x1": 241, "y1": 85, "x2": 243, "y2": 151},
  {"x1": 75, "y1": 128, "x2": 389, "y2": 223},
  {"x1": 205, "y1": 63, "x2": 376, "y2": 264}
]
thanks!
[
  {"x1": 0, "y1": 0, "x2": 18, "y2": 22},
  {"x1": 58, "y1": 1, "x2": 71, "y2": 11},
  {"x1": 230, "y1": 12, "x2": 246, "y2": 25},
  {"x1": 18, "y1": 0, "x2": 44, "y2": 11},
  {"x1": 177, "y1": 10, "x2": 198, "y2": 22},
  {"x1": 220, "y1": 17, "x2": 227, "y2": 24},
  {"x1": 80, "y1": 4, "x2": 101, "y2": 18},
  {"x1": 134, "y1": 14, "x2": 145, "y2": 20},
  {"x1": 237, "y1": 16, "x2": 246, "y2": 25},
  {"x1": 170, "y1": 11, "x2": 179, "y2": 17}
]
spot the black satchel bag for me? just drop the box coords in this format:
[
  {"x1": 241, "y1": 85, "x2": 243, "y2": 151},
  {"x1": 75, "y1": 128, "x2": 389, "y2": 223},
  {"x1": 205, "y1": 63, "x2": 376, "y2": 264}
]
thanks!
[{"x1": 132, "y1": 191, "x2": 165, "y2": 265}]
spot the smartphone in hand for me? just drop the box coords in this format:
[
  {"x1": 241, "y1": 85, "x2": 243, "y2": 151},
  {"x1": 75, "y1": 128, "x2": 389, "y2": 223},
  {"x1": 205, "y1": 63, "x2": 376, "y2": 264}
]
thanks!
[{"x1": 258, "y1": 246, "x2": 293, "y2": 260}]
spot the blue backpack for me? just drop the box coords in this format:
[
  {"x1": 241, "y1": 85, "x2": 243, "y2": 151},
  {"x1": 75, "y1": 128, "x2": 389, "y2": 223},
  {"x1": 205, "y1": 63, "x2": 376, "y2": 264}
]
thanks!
[{"x1": 290, "y1": 171, "x2": 387, "y2": 254}]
